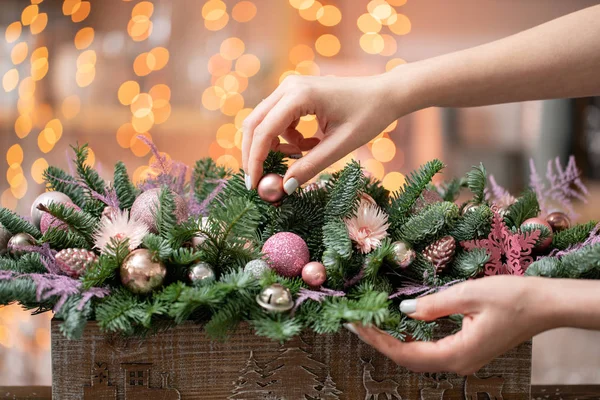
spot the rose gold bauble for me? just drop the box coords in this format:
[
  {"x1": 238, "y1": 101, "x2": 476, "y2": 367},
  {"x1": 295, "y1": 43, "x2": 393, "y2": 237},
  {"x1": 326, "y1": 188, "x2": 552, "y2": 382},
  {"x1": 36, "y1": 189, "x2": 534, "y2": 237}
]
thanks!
[
  {"x1": 130, "y1": 188, "x2": 188, "y2": 233},
  {"x1": 257, "y1": 173, "x2": 285, "y2": 203},
  {"x1": 546, "y1": 211, "x2": 571, "y2": 232},
  {"x1": 120, "y1": 249, "x2": 167, "y2": 294},
  {"x1": 301, "y1": 261, "x2": 327, "y2": 287},
  {"x1": 521, "y1": 217, "x2": 553, "y2": 249},
  {"x1": 40, "y1": 202, "x2": 81, "y2": 234}
]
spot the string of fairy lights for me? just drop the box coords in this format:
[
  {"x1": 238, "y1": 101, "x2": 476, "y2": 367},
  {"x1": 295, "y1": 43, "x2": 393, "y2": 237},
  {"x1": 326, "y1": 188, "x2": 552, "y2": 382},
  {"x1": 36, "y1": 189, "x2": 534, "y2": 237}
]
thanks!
[{"x1": 2, "y1": 0, "x2": 411, "y2": 212}]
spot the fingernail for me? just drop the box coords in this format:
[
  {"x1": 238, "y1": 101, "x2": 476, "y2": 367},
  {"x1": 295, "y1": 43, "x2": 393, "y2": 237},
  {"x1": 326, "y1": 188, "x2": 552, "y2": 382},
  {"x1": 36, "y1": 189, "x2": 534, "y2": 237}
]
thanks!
[
  {"x1": 283, "y1": 177, "x2": 299, "y2": 195},
  {"x1": 245, "y1": 174, "x2": 252, "y2": 190},
  {"x1": 288, "y1": 153, "x2": 303, "y2": 160},
  {"x1": 343, "y1": 323, "x2": 359, "y2": 336},
  {"x1": 400, "y1": 299, "x2": 417, "y2": 314}
]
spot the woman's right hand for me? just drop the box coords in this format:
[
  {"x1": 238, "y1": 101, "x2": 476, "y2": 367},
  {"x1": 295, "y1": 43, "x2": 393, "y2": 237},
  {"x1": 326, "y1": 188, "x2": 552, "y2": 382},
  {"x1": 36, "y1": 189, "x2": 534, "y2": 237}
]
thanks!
[{"x1": 242, "y1": 71, "x2": 415, "y2": 193}]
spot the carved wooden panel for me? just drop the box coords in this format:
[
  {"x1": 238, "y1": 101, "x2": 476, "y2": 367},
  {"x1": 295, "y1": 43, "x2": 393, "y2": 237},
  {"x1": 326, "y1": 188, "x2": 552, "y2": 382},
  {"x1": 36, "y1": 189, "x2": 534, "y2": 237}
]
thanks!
[{"x1": 51, "y1": 321, "x2": 531, "y2": 399}]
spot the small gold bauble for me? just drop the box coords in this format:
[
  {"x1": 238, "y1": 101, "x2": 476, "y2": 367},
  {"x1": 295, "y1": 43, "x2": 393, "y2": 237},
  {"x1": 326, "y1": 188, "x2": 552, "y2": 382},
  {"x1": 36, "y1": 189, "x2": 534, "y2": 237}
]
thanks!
[
  {"x1": 120, "y1": 249, "x2": 167, "y2": 294},
  {"x1": 188, "y1": 262, "x2": 215, "y2": 284},
  {"x1": 7, "y1": 233, "x2": 36, "y2": 256},
  {"x1": 391, "y1": 241, "x2": 416, "y2": 269},
  {"x1": 256, "y1": 283, "x2": 294, "y2": 312},
  {"x1": 546, "y1": 211, "x2": 571, "y2": 232}
]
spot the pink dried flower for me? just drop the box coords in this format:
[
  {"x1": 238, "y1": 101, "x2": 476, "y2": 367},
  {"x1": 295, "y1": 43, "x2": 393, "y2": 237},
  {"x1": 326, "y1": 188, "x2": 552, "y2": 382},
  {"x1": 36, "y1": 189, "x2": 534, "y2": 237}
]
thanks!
[
  {"x1": 93, "y1": 209, "x2": 148, "y2": 254},
  {"x1": 344, "y1": 199, "x2": 389, "y2": 254}
]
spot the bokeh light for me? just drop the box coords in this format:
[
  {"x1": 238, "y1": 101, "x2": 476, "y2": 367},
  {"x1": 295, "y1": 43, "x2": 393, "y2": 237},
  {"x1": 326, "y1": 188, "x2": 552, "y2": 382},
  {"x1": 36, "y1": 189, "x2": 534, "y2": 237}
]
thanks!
[
  {"x1": 389, "y1": 13, "x2": 411, "y2": 35},
  {"x1": 63, "y1": 0, "x2": 82, "y2": 16},
  {"x1": 203, "y1": 0, "x2": 227, "y2": 20},
  {"x1": 5, "y1": 22, "x2": 22, "y2": 43},
  {"x1": 216, "y1": 155, "x2": 240, "y2": 171},
  {"x1": 317, "y1": 5, "x2": 342, "y2": 27},
  {"x1": 232, "y1": 1, "x2": 257, "y2": 23},
  {"x1": 357, "y1": 13, "x2": 382, "y2": 34},
  {"x1": 208, "y1": 54, "x2": 232, "y2": 76},
  {"x1": 30, "y1": 13, "x2": 48, "y2": 35},
  {"x1": 220, "y1": 92, "x2": 244, "y2": 116},
  {"x1": 130, "y1": 132, "x2": 152, "y2": 157},
  {"x1": 71, "y1": 2, "x2": 91, "y2": 23},
  {"x1": 290, "y1": 0, "x2": 315, "y2": 10},
  {"x1": 116, "y1": 123, "x2": 136, "y2": 149},
  {"x1": 12, "y1": 41, "x2": 29, "y2": 64},
  {"x1": 385, "y1": 57, "x2": 406, "y2": 71},
  {"x1": 220, "y1": 38, "x2": 245, "y2": 61},
  {"x1": 205, "y1": 12, "x2": 229, "y2": 31},
  {"x1": 296, "y1": 115, "x2": 319, "y2": 137},
  {"x1": 1, "y1": 189, "x2": 18, "y2": 211},
  {"x1": 131, "y1": 112, "x2": 155, "y2": 133},
  {"x1": 371, "y1": 137, "x2": 396, "y2": 162},
  {"x1": 289, "y1": 44, "x2": 314, "y2": 65},
  {"x1": 382, "y1": 171, "x2": 406, "y2": 192},
  {"x1": 131, "y1": 93, "x2": 153, "y2": 118},
  {"x1": 216, "y1": 123, "x2": 237, "y2": 148},
  {"x1": 31, "y1": 158, "x2": 49, "y2": 184},
  {"x1": 61, "y1": 95, "x2": 81, "y2": 120},
  {"x1": 202, "y1": 86, "x2": 227, "y2": 110},
  {"x1": 315, "y1": 34, "x2": 341, "y2": 57},
  {"x1": 234, "y1": 108, "x2": 253, "y2": 129},
  {"x1": 363, "y1": 159, "x2": 385, "y2": 180},
  {"x1": 118, "y1": 81, "x2": 140, "y2": 105},
  {"x1": 14, "y1": 115, "x2": 33, "y2": 139},
  {"x1": 133, "y1": 53, "x2": 152, "y2": 76},
  {"x1": 235, "y1": 54, "x2": 260, "y2": 77},
  {"x1": 380, "y1": 34, "x2": 397, "y2": 57},
  {"x1": 74, "y1": 27, "x2": 95, "y2": 50},
  {"x1": 6, "y1": 145, "x2": 24, "y2": 167},
  {"x1": 149, "y1": 47, "x2": 170, "y2": 70},
  {"x1": 3, "y1": 69, "x2": 19, "y2": 92},
  {"x1": 295, "y1": 60, "x2": 320, "y2": 76},
  {"x1": 387, "y1": 0, "x2": 407, "y2": 5},
  {"x1": 21, "y1": 5, "x2": 39, "y2": 26},
  {"x1": 299, "y1": 1, "x2": 323, "y2": 21},
  {"x1": 360, "y1": 33, "x2": 384, "y2": 54}
]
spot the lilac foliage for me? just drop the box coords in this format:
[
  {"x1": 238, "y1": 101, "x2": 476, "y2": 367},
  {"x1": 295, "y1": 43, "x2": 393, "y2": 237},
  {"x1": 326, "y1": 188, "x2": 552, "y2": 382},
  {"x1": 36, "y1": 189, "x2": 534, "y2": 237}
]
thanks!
[
  {"x1": 28, "y1": 274, "x2": 82, "y2": 312},
  {"x1": 292, "y1": 287, "x2": 345, "y2": 313}
]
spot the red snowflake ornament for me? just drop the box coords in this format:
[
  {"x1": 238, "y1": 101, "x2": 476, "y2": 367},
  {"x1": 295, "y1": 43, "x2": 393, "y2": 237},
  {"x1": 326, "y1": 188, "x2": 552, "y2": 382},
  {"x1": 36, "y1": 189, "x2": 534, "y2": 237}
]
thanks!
[{"x1": 461, "y1": 207, "x2": 540, "y2": 276}]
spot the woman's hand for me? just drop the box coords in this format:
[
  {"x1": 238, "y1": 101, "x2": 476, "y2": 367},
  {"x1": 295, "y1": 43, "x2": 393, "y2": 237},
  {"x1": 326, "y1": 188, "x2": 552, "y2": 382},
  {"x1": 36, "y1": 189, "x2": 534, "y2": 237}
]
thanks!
[
  {"x1": 345, "y1": 276, "x2": 558, "y2": 375},
  {"x1": 242, "y1": 73, "x2": 411, "y2": 193}
]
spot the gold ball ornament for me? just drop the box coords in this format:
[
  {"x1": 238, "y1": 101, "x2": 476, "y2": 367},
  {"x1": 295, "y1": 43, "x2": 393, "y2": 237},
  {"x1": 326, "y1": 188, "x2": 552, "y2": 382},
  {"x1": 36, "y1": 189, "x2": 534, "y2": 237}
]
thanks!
[
  {"x1": 257, "y1": 173, "x2": 285, "y2": 203},
  {"x1": 7, "y1": 233, "x2": 36, "y2": 256},
  {"x1": 546, "y1": 211, "x2": 571, "y2": 232},
  {"x1": 461, "y1": 203, "x2": 479, "y2": 216},
  {"x1": 120, "y1": 249, "x2": 167, "y2": 294},
  {"x1": 188, "y1": 262, "x2": 215, "y2": 284},
  {"x1": 256, "y1": 283, "x2": 294, "y2": 312},
  {"x1": 0, "y1": 223, "x2": 12, "y2": 255}
]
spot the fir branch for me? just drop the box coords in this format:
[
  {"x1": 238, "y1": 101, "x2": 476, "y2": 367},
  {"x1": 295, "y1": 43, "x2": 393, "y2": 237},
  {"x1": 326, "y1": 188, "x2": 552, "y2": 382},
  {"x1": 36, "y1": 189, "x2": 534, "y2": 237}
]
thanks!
[
  {"x1": 451, "y1": 248, "x2": 488, "y2": 278},
  {"x1": 250, "y1": 315, "x2": 303, "y2": 342},
  {"x1": 210, "y1": 197, "x2": 261, "y2": 242},
  {"x1": 168, "y1": 219, "x2": 201, "y2": 249},
  {"x1": 81, "y1": 239, "x2": 129, "y2": 289},
  {"x1": 466, "y1": 163, "x2": 487, "y2": 204},
  {"x1": 73, "y1": 144, "x2": 106, "y2": 194},
  {"x1": 363, "y1": 239, "x2": 395, "y2": 280},
  {"x1": 525, "y1": 257, "x2": 564, "y2": 278},
  {"x1": 504, "y1": 190, "x2": 540, "y2": 229},
  {"x1": 43, "y1": 166, "x2": 86, "y2": 207},
  {"x1": 398, "y1": 201, "x2": 459, "y2": 247},
  {"x1": 438, "y1": 178, "x2": 466, "y2": 202},
  {"x1": 0, "y1": 253, "x2": 46, "y2": 274},
  {"x1": 95, "y1": 288, "x2": 148, "y2": 335},
  {"x1": 262, "y1": 151, "x2": 288, "y2": 176},
  {"x1": 322, "y1": 220, "x2": 354, "y2": 288},
  {"x1": 552, "y1": 221, "x2": 598, "y2": 250},
  {"x1": 450, "y1": 205, "x2": 493, "y2": 241},
  {"x1": 324, "y1": 160, "x2": 365, "y2": 219},
  {"x1": 193, "y1": 158, "x2": 231, "y2": 203},
  {"x1": 0, "y1": 208, "x2": 41, "y2": 238},
  {"x1": 558, "y1": 244, "x2": 600, "y2": 279},
  {"x1": 363, "y1": 177, "x2": 390, "y2": 207},
  {"x1": 42, "y1": 202, "x2": 97, "y2": 246},
  {"x1": 41, "y1": 227, "x2": 88, "y2": 250},
  {"x1": 142, "y1": 234, "x2": 172, "y2": 262},
  {"x1": 0, "y1": 278, "x2": 38, "y2": 305},
  {"x1": 113, "y1": 162, "x2": 139, "y2": 210},
  {"x1": 389, "y1": 159, "x2": 445, "y2": 234},
  {"x1": 154, "y1": 188, "x2": 177, "y2": 239},
  {"x1": 55, "y1": 295, "x2": 92, "y2": 339}
]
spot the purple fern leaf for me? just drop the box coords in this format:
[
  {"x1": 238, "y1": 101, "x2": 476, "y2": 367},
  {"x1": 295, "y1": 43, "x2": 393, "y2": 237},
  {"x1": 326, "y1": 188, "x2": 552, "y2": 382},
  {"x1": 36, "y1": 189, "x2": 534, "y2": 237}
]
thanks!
[
  {"x1": 28, "y1": 274, "x2": 82, "y2": 312},
  {"x1": 137, "y1": 135, "x2": 171, "y2": 175},
  {"x1": 487, "y1": 175, "x2": 512, "y2": 203},
  {"x1": 78, "y1": 287, "x2": 110, "y2": 311},
  {"x1": 291, "y1": 287, "x2": 345, "y2": 314},
  {"x1": 0, "y1": 271, "x2": 14, "y2": 280}
]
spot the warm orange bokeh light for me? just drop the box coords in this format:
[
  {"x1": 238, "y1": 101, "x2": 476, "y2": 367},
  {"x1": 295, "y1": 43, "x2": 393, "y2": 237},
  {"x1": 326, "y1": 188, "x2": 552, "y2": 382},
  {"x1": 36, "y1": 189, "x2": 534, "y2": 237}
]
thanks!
[
  {"x1": 61, "y1": 95, "x2": 81, "y2": 120},
  {"x1": 387, "y1": 0, "x2": 408, "y2": 7},
  {"x1": 71, "y1": 1, "x2": 91, "y2": 23},
  {"x1": 131, "y1": 112, "x2": 155, "y2": 133},
  {"x1": 11, "y1": 42, "x2": 28, "y2": 65},
  {"x1": 369, "y1": 1, "x2": 393, "y2": 20},
  {"x1": 153, "y1": 103, "x2": 171, "y2": 124},
  {"x1": 21, "y1": 5, "x2": 39, "y2": 26},
  {"x1": 296, "y1": 115, "x2": 319, "y2": 138},
  {"x1": 389, "y1": 13, "x2": 411, "y2": 35},
  {"x1": 290, "y1": 0, "x2": 315, "y2": 10},
  {"x1": 149, "y1": 47, "x2": 170, "y2": 70},
  {"x1": 149, "y1": 84, "x2": 171, "y2": 105},
  {"x1": 202, "y1": 86, "x2": 227, "y2": 110},
  {"x1": 130, "y1": 132, "x2": 152, "y2": 157},
  {"x1": 232, "y1": 1, "x2": 257, "y2": 23},
  {"x1": 29, "y1": 13, "x2": 48, "y2": 35},
  {"x1": 385, "y1": 57, "x2": 406, "y2": 71},
  {"x1": 45, "y1": 119, "x2": 64, "y2": 144},
  {"x1": 208, "y1": 54, "x2": 233, "y2": 77},
  {"x1": 17, "y1": 97, "x2": 35, "y2": 115},
  {"x1": 234, "y1": 108, "x2": 253, "y2": 129},
  {"x1": 14, "y1": 115, "x2": 33, "y2": 139},
  {"x1": 1, "y1": 189, "x2": 18, "y2": 211},
  {"x1": 118, "y1": 81, "x2": 141, "y2": 106},
  {"x1": 216, "y1": 155, "x2": 240, "y2": 172},
  {"x1": 317, "y1": 5, "x2": 341, "y2": 27},
  {"x1": 235, "y1": 54, "x2": 260, "y2": 78},
  {"x1": 63, "y1": 0, "x2": 82, "y2": 16},
  {"x1": 116, "y1": 123, "x2": 137, "y2": 149},
  {"x1": 205, "y1": 12, "x2": 229, "y2": 31},
  {"x1": 31, "y1": 158, "x2": 49, "y2": 184},
  {"x1": 220, "y1": 93, "x2": 245, "y2": 116},
  {"x1": 76, "y1": 69, "x2": 96, "y2": 87},
  {"x1": 357, "y1": 13, "x2": 382, "y2": 34},
  {"x1": 77, "y1": 49, "x2": 96, "y2": 67},
  {"x1": 132, "y1": 1, "x2": 154, "y2": 17},
  {"x1": 360, "y1": 33, "x2": 384, "y2": 55},
  {"x1": 3, "y1": 69, "x2": 19, "y2": 92},
  {"x1": 74, "y1": 27, "x2": 95, "y2": 50},
  {"x1": 202, "y1": 0, "x2": 227, "y2": 20},
  {"x1": 382, "y1": 171, "x2": 406, "y2": 192},
  {"x1": 7, "y1": 144, "x2": 24, "y2": 167},
  {"x1": 5, "y1": 22, "x2": 22, "y2": 43},
  {"x1": 371, "y1": 137, "x2": 396, "y2": 162},
  {"x1": 299, "y1": 1, "x2": 323, "y2": 21},
  {"x1": 131, "y1": 93, "x2": 153, "y2": 118},
  {"x1": 295, "y1": 60, "x2": 320, "y2": 76},
  {"x1": 315, "y1": 34, "x2": 340, "y2": 57},
  {"x1": 363, "y1": 158, "x2": 385, "y2": 180},
  {"x1": 19, "y1": 77, "x2": 35, "y2": 99},
  {"x1": 380, "y1": 34, "x2": 397, "y2": 57},
  {"x1": 133, "y1": 53, "x2": 152, "y2": 76},
  {"x1": 216, "y1": 123, "x2": 237, "y2": 148},
  {"x1": 289, "y1": 44, "x2": 314, "y2": 66},
  {"x1": 220, "y1": 37, "x2": 245, "y2": 61}
]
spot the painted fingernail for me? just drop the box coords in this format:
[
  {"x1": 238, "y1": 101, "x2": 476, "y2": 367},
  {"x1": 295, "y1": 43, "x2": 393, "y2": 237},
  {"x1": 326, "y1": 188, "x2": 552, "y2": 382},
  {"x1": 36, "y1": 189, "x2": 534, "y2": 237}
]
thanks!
[
  {"x1": 288, "y1": 153, "x2": 303, "y2": 160},
  {"x1": 343, "y1": 323, "x2": 359, "y2": 336},
  {"x1": 400, "y1": 299, "x2": 417, "y2": 314},
  {"x1": 245, "y1": 174, "x2": 252, "y2": 190},
  {"x1": 283, "y1": 177, "x2": 299, "y2": 195}
]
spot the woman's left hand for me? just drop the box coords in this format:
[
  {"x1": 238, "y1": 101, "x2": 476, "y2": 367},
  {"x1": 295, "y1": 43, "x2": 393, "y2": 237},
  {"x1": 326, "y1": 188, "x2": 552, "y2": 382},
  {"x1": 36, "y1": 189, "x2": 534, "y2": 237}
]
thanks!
[{"x1": 345, "y1": 276, "x2": 557, "y2": 375}]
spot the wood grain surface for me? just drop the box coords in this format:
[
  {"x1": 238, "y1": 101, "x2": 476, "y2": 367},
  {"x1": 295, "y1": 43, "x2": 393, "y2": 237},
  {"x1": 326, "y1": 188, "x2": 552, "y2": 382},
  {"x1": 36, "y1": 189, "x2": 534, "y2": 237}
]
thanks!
[{"x1": 51, "y1": 320, "x2": 532, "y2": 399}]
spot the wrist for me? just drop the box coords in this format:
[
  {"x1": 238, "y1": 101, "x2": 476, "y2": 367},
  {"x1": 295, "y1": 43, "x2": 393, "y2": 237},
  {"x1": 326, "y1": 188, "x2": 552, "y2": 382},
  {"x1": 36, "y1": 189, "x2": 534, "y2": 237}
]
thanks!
[{"x1": 379, "y1": 62, "x2": 436, "y2": 117}]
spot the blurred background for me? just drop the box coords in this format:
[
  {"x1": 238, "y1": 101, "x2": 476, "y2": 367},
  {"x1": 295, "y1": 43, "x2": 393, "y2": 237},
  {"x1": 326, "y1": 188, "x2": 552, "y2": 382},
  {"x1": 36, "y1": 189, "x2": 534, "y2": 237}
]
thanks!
[{"x1": 1, "y1": 0, "x2": 600, "y2": 387}]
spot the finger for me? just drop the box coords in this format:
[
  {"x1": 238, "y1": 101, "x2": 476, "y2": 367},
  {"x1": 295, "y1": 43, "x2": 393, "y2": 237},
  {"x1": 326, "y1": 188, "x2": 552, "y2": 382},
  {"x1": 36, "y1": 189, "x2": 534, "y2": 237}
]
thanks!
[
  {"x1": 400, "y1": 283, "x2": 474, "y2": 321},
  {"x1": 282, "y1": 127, "x2": 353, "y2": 193},
  {"x1": 270, "y1": 137, "x2": 280, "y2": 150},
  {"x1": 281, "y1": 125, "x2": 303, "y2": 147},
  {"x1": 248, "y1": 95, "x2": 306, "y2": 188},
  {"x1": 349, "y1": 324, "x2": 463, "y2": 373},
  {"x1": 299, "y1": 137, "x2": 320, "y2": 151},
  {"x1": 242, "y1": 89, "x2": 284, "y2": 174},
  {"x1": 275, "y1": 143, "x2": 302, "y2": 155}
]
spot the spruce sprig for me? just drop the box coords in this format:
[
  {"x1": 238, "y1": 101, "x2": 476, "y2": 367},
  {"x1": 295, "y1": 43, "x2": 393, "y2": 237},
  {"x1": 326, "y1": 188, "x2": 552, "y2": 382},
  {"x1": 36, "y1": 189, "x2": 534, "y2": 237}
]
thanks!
[
  {"x1": 551, "y1": 221, "x2": 598, "y2": 250},
  {"x1": 504, "y1": 190, "x2": 540, "y2": 229},
  {"x1": 41, "y1": 227, "x2": 88, "y2": 250},
  {"x1": 399, "y1": 201, "x2": 459, "y2": 247},
  {"x1": 113, "y1": 162, "x2": 138, "y2": 210},
  {"x1": 43, "y1": 202, "x2": 97, "y2": 246},
  {"x1": 0, "y1": 208, "x2": 41, "y2": 238},
  {"x1": 81, "y1": 239, "x2": 130, "y2": 289},
  {"x1": 324, "y1": 160, "x2": 365, "y2": 219},
  {"x1": 43, "y1": 166, "x2": 86, "y2": 208}
]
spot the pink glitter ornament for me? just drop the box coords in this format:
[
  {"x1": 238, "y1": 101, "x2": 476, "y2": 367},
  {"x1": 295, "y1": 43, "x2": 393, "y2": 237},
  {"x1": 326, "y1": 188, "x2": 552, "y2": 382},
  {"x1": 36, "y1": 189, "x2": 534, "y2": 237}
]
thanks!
[
  {"x1": 40, "y1": 202, "x2": 81, "y2": 234},
  {"x1": 302, "y1": 261, "x2": 327, "y2": 287},
  {"x1": 130, "y1": 188, "x2": 188, "y2": 233},
  {"x1": 262, "y1": 232, "x2": 310, "y2": 277}
]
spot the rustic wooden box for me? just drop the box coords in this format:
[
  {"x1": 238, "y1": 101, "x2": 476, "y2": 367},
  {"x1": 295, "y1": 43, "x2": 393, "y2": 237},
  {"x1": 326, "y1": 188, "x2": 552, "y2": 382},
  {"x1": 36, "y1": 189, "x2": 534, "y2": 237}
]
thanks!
[{"x1": 51, "y1": 320, "x2": 531, "y2": 399}]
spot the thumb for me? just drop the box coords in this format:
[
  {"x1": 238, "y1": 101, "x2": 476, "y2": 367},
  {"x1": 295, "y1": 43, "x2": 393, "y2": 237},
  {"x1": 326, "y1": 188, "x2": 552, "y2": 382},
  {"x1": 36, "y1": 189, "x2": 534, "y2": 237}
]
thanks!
[
  {"x1": 400, "y1": 285, "x2": 472, "y2": 321},
  {"x1": 282, "y1": 129, "x2": 353, "y2": 194}
]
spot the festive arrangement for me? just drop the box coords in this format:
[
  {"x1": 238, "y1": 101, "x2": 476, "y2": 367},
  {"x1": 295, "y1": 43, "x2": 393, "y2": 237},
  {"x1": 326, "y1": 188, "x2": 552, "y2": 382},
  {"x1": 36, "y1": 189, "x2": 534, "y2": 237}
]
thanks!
[{"x1": 0, "y1": 139, "x2": 598, "y2": 342}]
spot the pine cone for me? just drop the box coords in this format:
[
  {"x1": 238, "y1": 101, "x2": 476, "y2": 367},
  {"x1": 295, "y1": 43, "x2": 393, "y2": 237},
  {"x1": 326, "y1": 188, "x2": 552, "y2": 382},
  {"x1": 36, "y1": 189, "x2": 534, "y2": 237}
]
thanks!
[
  {"x1": 56, "y1": 248, "x2": 98, "y2": 278},
  {"x1": 423, "y1": 236, "x2": 456, "y2": 274}
]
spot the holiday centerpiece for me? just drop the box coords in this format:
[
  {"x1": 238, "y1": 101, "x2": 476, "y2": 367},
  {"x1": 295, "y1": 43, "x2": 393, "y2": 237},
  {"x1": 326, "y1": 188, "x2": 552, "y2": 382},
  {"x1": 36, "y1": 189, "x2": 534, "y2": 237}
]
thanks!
[{"x1": 0, "y1": 139, "x2": 598, "y2": 399}]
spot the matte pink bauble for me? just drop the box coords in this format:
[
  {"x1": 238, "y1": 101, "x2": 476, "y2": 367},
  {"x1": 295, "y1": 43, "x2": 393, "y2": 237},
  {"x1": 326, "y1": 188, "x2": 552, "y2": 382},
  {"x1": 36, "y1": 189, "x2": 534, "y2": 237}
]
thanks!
[
  {"x1": 257, "y1": 173, "x2": 285, "y2": 203},
  {"x1": 262, "y1": 232, "x2": 310, "y2": 277},
  {"x1": 130, "y1": 188, "x2": 188, "y2": 233},
  {"x1": 302, "y1": 261, "x2": 327, "y2": 287},
  {"x1": 521, "y1": 217, "x2": 553, "y2": 249},
  {"x1": 40, "y1": 202, "x2": 81, "y2": 234}
]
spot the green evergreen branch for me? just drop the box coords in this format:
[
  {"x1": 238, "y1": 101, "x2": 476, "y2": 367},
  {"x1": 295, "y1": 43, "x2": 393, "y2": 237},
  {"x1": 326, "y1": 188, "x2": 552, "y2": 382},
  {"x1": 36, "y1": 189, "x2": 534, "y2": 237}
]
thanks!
[
  {"x1": 466, "y1": 163, "x2": 487, "y2": 204},
  {"x1": 142, "y1": 234, "x2": 172, "y2": 262},
  {"x1": 41, "y1": 227, "x2": 88, "y2": 250},
  {"x1": 552, "y1": 221, "x2": 598, "y2": 250},
  {"x1": 193, "y1": 158, "x2": 230, "y2": 203},
  {"x1": 250, "y1": 314, "x2": 303, "y2": 342},
  {"x1": 55, "y1": 295, "x2": 92, "y2": 339},
  {"x1": 262, "y1": 151, "x2": 288, "y2": 175},
  {"x1": 155, "y1": 188, "x2": 177, "y2": 239},
  {"x1": 43, "y1": 166, "x2": 86, "y2": 207},
  {"x1": 399, "y1": 201, "x2": 459, "y2": 247},
  {"x1": 113, "y1": 162, "x2": 139, "y2": 210},
  {"x1": 73, "y1": 144, "x2": 106, "y2": 194},
  {"x1": 363, "y1": 239, "x2": 395, "y2": 280},
  {"x1": 450, "y1": 205, "x2": 493, "y2": 241},
  {"x1": 324, "y1": 160, "x2": 365, "y2": 219},
  {"x1": 0, "y1": 208, "x2": 41, "y2": 238},
  {"x1": 81, "y1": 239, "x2": 129, "y2": 289},
  {"x1": 43, "y1": 202, "x2": 97, "y2": 246},
  {"x1": 525, "y1": 257, "x2": 564, "y2": 278},
  {"x1": 389, "y1": 159, "x2": 445, "y2": 235},
  {"x1": 438, "y1": 178, "x2": 466, "y2": 202},
  {"x1": 504, "y1": 190, "x2": 540, "y2": 229},
  {"x1": 0, "y1": 253, "x2": 46, "y2": 274},
  {"x1": 451, "y1": 248, "x2": 488, "y2": 278},
  {"x1": 95, "y1": 288, "x2": 148, "y2": 335},
  {"x1": 0, "y1": 278, "x2": 38, "y2": 305}
]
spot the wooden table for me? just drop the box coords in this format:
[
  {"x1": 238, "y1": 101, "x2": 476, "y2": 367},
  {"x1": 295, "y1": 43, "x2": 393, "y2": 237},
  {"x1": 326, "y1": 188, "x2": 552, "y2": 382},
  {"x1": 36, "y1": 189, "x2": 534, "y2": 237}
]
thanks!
[{"x1": 1, "y1": 386, "x2": 600, "y2": 399}]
